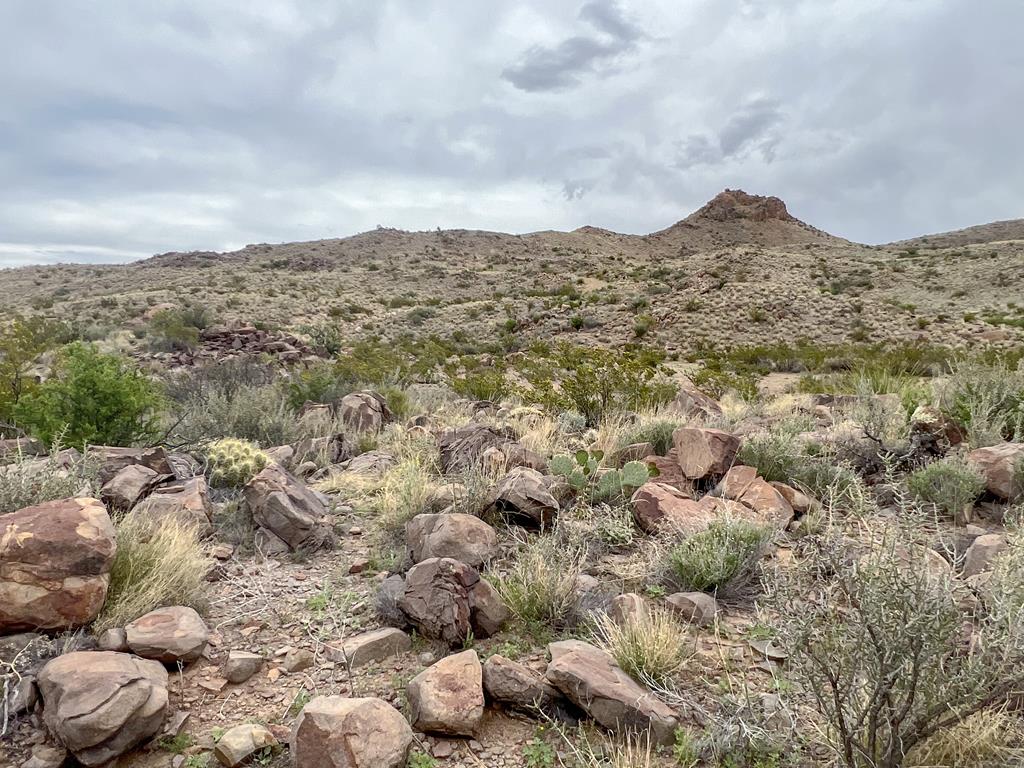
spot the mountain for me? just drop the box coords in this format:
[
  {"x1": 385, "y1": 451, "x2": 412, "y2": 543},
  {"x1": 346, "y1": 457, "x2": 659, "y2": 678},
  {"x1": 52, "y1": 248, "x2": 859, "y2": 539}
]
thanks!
[{"x1": 889, "y1": 218, "x2": 1024, "y2": 250}]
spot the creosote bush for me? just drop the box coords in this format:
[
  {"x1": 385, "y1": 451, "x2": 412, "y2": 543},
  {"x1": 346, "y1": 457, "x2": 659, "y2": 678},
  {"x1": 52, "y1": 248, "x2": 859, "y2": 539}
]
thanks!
[
  {"x1": 664, "y1": 517, "x2": 771, "y2": 598},
  {"x1": 97, "y1": 516, "x2": 209, "y2": 632},
  {"x1": 906, "y1": 457, "x2": 985, "y2": 518}
]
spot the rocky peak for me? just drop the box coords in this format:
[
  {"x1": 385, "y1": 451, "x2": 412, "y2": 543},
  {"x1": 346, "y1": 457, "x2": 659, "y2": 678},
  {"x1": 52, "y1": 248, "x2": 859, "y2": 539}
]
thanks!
[{"x1": 689, "y1": 189, "x2": 795, "y2": 224}]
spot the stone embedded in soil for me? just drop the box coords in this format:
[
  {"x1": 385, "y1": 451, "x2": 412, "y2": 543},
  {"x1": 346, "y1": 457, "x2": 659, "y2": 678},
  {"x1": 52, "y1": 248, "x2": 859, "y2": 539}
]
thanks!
[
  {"x1": 125, "y1": 605, "x2": 210, "y2": 664},
  {"x1": 407, "y1": 649, "x2": 485, "y2": 737},
  {"x1": 291, "y1": 695, "x2": 413, "y2": 768},
  {"x1": 326, "y1": 627, "x2": 412, "y2": 669}
]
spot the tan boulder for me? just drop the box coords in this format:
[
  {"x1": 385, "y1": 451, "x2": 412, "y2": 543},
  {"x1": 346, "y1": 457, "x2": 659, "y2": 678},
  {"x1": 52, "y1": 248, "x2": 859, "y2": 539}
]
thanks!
[
  {"x1": 672, "y1": 379, "x2": 723, "y2": 421},
  {"x1": 100, "y1": 464, "x2": 166, "y2": 510},
  {"x1": 37, "y1": 651, "x2": 169, "y2": 766},
  {"x1": 769, "y1": 481, "x2": 816, "y2": 515},
  {"x1": 967, "y1": 443, "x2": 1024, "y2": 500},
  {"x1": 609, "y1": 593, "x2": 647, "y2": 625},
  {"x1": 486, "y1": 466, "x2": 559, "y2": 527},
  {"x1": 243, "y1": 463, "x2": 328, "y2": 550},
  {"x1": 90, "y1": 446, "x2": 174, "y2": 485},
  {"x1": 545, "y1": 641, "x2": 678, "y2": 745},
  {"x1": 407, "y1": 650, "x2": 485, "y2": 736},
  {"x1": 672, "y1": 427, "x2": 741, "y2": 479},
  {"x1": 0, "y1": 497, "x2": 116, "y2": 633},
  {"x1": 631, "y1": 482, "x2": 699, "y2": 533},
  {"x1": 214, "y1": 723, "x2": 277, "y2": 767},
  {"x1": 339, "y1": 391, "x2": 392, "y2": 433},
  {"x1": 291, "y1": 696, "x2": 412, "y2": 768},
  {"x1": 224, "y1": 650, "x2": 263, "y2": 684},
  {"x1": 406, "y1": 512, "x2": 498, "y2": 567},
  {"x1": 326, "y1": 627, "x2": 411, "y2": 669},
  {"x1": 482, "y1": 654, "x2": 565, "y2": 715},
  {"x1": 665, "y1": 591, "x2": 719, "y2": 627},
  {"x1": 125, "y1": 606, "x2": 209, "y2": 663},
  {"x1": 129, "y1": 476, "x2": 214, "y2": 534},
  {"x1": 716, "y1": 466, "x2": 794, "y2": 526},
  {"x1": 963, "y1": 533, "x2": 1008, "y2": 578}
]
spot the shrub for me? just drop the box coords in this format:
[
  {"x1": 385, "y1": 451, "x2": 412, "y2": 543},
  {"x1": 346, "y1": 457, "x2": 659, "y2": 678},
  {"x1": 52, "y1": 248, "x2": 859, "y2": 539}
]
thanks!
[
  {"x1": 147, "y1": 309, "x2": 200, "y2": 352},
  {"x1": 171, "y1": 383, "x2": 321, "y2": 447},
  {"x1": 0, "y1": 315, "x2": 65, "y2": 425},
  {"x1": 205, "y1": 438, "x2": 268, "y2": 487},
  {"x1": 664, "y1": 518, "x2": 771, "y2": 598},
  {"x1": 938, "y1": 357, "x2": 1024, "y2": 445},
  {"x1": 0, "y1": 448, "x2": 95, "y2": 514},
  {"x1": 776, "y1": 527, "x2": 1024, "y2": 768},
  {"x1": 594, "y1": 603, "x2": 690, "y2": 684},
  {"x1": 15, "y1": 343, "x2": 163, "y2": 447},
  {"x1": 96, "y1": 516, "x2": 208, "y2": 631},
  {"x1": 490, "y1": 536, "x2": 583, "y2": 630},
  {"x1": 622, "y1": 416, "x2": 681, "y2": 456},
  {"x1": 907, "y1": 457, "x2": 986, "y2": 518}
]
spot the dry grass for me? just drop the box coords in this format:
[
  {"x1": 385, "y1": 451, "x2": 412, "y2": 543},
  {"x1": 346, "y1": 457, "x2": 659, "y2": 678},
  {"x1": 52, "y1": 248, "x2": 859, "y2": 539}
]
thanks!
[
  {"x1": 905, "y1": 708, "x2": 1024, "y2": 767},
  {"x1": 489, "y1": 534, "x2": 584, "y2": 629},
  {"x1": 554, "y1": 726, "x2": 656, "y2": 768},
  {"x1": 594, "y1": 603, "x2": 692, "y2": 685},
  {"x1": 96, "y1": 516, "x2": 209, "y2": 631}
]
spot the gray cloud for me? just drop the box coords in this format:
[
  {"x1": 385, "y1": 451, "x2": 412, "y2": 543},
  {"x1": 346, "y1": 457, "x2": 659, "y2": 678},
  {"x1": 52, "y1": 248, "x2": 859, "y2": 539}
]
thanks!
[
  {"x1": 501, "y1": 0, "x2": 644, "y2": 92},
  {"x1": 0, "y1": 0, "x2": 1022, "y2": 266}
]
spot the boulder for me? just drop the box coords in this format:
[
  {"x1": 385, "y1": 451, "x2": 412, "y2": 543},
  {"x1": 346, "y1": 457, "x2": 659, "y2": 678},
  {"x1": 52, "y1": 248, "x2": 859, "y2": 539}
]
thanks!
[
  {"x1": 769, "y1": 481, "x2": 816, "y2": 515},
  {"x1": 37, "y1": 651, "x2": 169, "y2": 766},
  {"x1": 97, "y1": 627, "x2": 129, "y2": 652},
  {"x1": 128, "y1": 476, "x2": 214, "y2": 534},
  {"x1": 483, "y1": 654, "x2": 566, "y2": 715},
  {"x1": 545, "y1": 641, "x2": 678, "y2": 745},
  {"x1": 214, "y1": 723, "x2": 277, "y2": 767},
  {"x1": 125, "y1": 606, "x2": 209, "y2": 664},
  {"x1": 439, "y1": 423, "x2": 546, "y2": 474},
  {"x1": 339, "y1": 391, "x2": 393, "y2": 433},
  {"x1": 0, "y1": 497, "x2": 116, "y2": 633},
  {"x1": 967, "y1": 443, "x2": 1024, "y2": 500},
  {"x1": 609, "y1": 593, "x2": 647, "y2": 625},
  {"x1": 398, "y1": 558, "x2": 505, "y2": 646},
  {"x1": 642, "y1": 452, "x2": 693, "y2": 493},
  {"x1": 224, "y1": 650, "x2": 263, "y2": 684},
  {"x1": 100, "y1": 464, "x2": 166, "y2": 510},
  {"x1": 486, "y1": 467, "x2": 560, "y2": 527},
  {"x1": 376, "y1": 574, "x2": 410, "y2": 629},
  {"x1": 665, "y1": 592, "x2": 719, "y2": 627},
  {"x1": 0, "y1": 437, "x2": 46, "y2": 461},
  {"x1": 631, "y1": 482, "x2": 699, "y2": 533},
  {"x1": 340, "y1": 451, "x2": 397, "y2": 476},
  {"x1": 407, "y1": 650, "x2": 485, "y2": 736},
  {"x1": 291, "y1": 696, "x2": 413, "y2": 768},
  {"x1": 672, "y1": 427, "x2": 741, "y2": 480},
  {"x1": 243, "y1": 463, "x2": 328, "y2": 550},
  {"x1": 90, "y1": 446, "x2": 174, "y2": 486},
  {"x1": 716, "y1": 466, "x2": 794, "y2": 526},
  {"x1": 671, "y1": 379, "x2": 723, "y2": 421},
  {"x1": 963, "y1": 533, "x2": 1008, "y2": 578},
  {"x1": 613, "y1": 442, "x2": 656, "y2": 465},
  {"x1": 406, "y1": 513, "x2": 498, "y2": 567},
  {"x1": 326, "y1": 628, "x2": 411, "y2": 669}
]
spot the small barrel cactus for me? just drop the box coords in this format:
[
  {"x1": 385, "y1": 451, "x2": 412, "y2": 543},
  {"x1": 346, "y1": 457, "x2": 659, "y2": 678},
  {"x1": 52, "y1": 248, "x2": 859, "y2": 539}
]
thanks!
[{"x1": 206, "y1": 438, "x2": 269, "y2": 487}]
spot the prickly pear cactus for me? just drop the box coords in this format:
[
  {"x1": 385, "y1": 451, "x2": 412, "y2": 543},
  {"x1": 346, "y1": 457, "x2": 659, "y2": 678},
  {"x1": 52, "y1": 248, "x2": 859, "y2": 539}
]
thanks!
[
  {"x1": 206, "y1": 438, "x2": 269, "y2": 487},
  {"x1": 620, "y1": 460, "x2": 651, "y2": 489}
]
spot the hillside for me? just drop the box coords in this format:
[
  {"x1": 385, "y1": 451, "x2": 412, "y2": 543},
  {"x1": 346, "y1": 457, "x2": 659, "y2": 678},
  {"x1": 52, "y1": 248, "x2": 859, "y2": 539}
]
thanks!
[
  {"x1": 890, "y1": 217, "x2": 1024, "y2": 250},
  {"x1": 0, "y1": 190, "x2": 1021, "y2": 359}
]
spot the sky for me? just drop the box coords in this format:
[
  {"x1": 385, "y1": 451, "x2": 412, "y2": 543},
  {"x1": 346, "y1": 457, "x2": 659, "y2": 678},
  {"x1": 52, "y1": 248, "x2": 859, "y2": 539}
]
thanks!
[{"x1": 1, "y1": 0, "x2": 1022, "y2": 266}]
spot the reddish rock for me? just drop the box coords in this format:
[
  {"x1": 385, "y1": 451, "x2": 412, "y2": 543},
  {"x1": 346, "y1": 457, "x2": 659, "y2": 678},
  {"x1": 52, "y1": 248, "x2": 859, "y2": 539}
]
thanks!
[
  {"x1": 0, "y1": 497, "x2": 116, "y2": 633},
  {"x1": 672, "y1": 428, "x2": 741, "y2": 480},
  {"x1": 129, "y1": 476, "x2": 214, "y2": 534},
  {"x1": 407, "y1": 650, "x2": 485, "y2": 736},
  {"x1": 967, "y1": 443, "x2": 1024, "y2": 500},
  {"x1": 717, "y1": 466, "x2": 794, "y2": 526},
  {"x1": 291, "y1": 696, "x2": 412, "y2": 768}
]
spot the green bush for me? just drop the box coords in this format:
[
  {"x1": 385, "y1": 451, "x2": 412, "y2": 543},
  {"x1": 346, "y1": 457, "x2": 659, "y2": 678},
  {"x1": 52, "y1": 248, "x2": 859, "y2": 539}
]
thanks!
[
  {"x1": 148, "y1": 309, "x2": 200, "y2": 352},
  {"x1": 665, "y1": 518, "x2": 771, "y2": 597},
  {"x1": 0, "y1": 315, "x2": 66, "y2": 425},
  {"x1": 622, "y1": 417, "x2": 681, "y2": 456},
  {"x1": 0, "y1": 448, "x2": 96, "y2": 514},
  {"x1": 518, "y1": 343, "x2": 677, "y2": 426},
  {"x1": 938, "y1": 357, "x2": 1024, "y2": 445},
  {"x1": 15, "y1": 343, "x2": 163, "y2": 447},
  {"x1": 907, "y1": 457, "x2": 986, "y2": 517}
]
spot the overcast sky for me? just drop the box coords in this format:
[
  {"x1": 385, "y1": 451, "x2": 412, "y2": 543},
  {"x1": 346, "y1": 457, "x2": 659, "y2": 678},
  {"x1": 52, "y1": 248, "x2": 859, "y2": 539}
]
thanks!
[{"x1": 1, "y1": 0, "x2": 1021, "y2": 266}]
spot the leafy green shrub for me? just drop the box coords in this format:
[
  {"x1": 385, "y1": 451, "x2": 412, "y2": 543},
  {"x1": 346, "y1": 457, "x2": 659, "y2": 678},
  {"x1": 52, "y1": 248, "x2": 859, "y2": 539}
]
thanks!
[
  {"x1": 907, "y1": 457, "x2": 986, "y2": 518},
  {"x1": 448, "y1": 366, "x2": 510, "y2": 402},
  {"x1": 97, "y1": 516, "x2": 208, "y2": 631},
  {"x1": 938, "y1": 357, "x2": 1024, "y2": 445},
  {"x1": 15, "y1": 343, "x2": 163, "y2": 446},
  {"x1": 665, "y1": 518, "x2": 771, "y2": 597},
  {"x1": 0, "y1": 448, "x2": 96, "y2": 514},
  {"x1": 0, "y1": 315, "x2": 67, "y2": 425},
  {"x1": 205, "y1": 438, "x2": 268, "y2": 487},
  {"x1": 518, "y1": 343, "x2": 676, "y2": 426},
  {"x1": 148, "y1": 309, "x2": 200, "y2": 352}
]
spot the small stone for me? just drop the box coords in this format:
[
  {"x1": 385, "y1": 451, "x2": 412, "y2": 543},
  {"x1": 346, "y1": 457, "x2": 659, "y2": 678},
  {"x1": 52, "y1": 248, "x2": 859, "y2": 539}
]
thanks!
[
  {"x1": 96, "y1": 627, "x2": 128, "y2": 652},
  {"x1": 214, "y1": 723, "x2": 278, "y2": 767},
  {"x1": 21, "y1": 744, "x2": 67, "y2": 768},
  {"x1": 224, "y1": 651, "x2": 264, "y2": 684},
  {"x1": 326, "y1": 628, "x2": 411, "y2": 670},
  {"x1": 349, "y1": 558, "x2": 371, "y2": 574},
  {"x1": 282, "y1": 648, "x2": 314, "y2": 673}
]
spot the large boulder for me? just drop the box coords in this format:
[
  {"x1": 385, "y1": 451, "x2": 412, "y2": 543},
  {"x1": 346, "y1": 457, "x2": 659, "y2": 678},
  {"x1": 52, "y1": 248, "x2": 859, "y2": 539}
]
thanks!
[
  {"x1": 291, "y1": 696, "x2": 413, "y2": 768},
  {"x1": 967, "y1": 443, "x2": 1024, "y2": 500},
  {"x1": 407, "y1": 650, "x2": 485, "y2": 736},
  {"x1": 340, "y1": 391, "x2": 392, "y2": 433},
  {"x1": 545, "y1": 641, "x2": 678, "y2": 745},
  {"x1": 715, "y1": 466, "x2": 794, "y2": 526},
  {"x1": 128, "y1": 476, "x2": 214, "y2": 535},
  {"x1": 0, "y1": 497, "x2": 116, "y2": 633},
  {"x1": 672, "y1": 379, "x2": 723, "y2": 421},
  {"x1": 439, "y1": 423, "x2": 546, "y2": 474},
  {"x1": 672, "y1": 427, "x2": 741, "y2": 480},
  {"x1": 631, "y1": 482, "x2": 699, "y2": 533},
  {"x1": 90, "y1": 446, "x2": 175, "y2": 486},
  {"x1": 125, "y1": 606, "x2": 210, "y2": 663},
  {"x1": 37, "y1": 651, "x2": 169, "y2": 766},
  {"x1": 243, "y1": 463, "x2": 328, "y2": 550},
  {"x1": 406, "y1": 513, "x2": 498, "y2": 567},
  {"x1": 398, "y1": 558, "x2": 506, "y2": 646},
  {"x1": 963, "y1": 533, "x2": 1008, "y2": 578},
  {"x1": 485, "y1": 467, "x2": 560, "y2": 527},
  {"x1": 100, "y1": 464, "x2": 167, "y2": 510},
  {"x1": 339, "y1": 450, "x2": 397, "y2": 476}
]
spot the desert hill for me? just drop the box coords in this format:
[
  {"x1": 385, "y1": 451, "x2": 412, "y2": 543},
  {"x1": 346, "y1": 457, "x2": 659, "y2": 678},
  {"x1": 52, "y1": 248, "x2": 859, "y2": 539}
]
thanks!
[
  {"x1": 889, "y1": 217, "x2": 1024, "y2": 250},
  {"x1": 0, "y1": 190, "x2": 1020, "y2": 355}
]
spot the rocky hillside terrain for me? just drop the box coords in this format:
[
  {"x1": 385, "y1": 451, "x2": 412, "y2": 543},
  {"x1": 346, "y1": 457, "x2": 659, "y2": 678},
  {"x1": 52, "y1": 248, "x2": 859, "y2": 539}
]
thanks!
[
  {"x1": 0, "y1": 190, "x2": 1021, "y2": 359},
  {"x1": 1, "y1": 191, "x2": 1024, "y2": 768}
]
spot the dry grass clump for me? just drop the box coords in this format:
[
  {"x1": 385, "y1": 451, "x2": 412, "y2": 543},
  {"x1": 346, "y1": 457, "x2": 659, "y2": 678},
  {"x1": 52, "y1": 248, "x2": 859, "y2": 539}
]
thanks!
[
  {"x1": 0, "y1": 448, "x2": 94, "y2": 515},
  {"x1": 905, "y1": 708, "x2": 1024, "y2": 767},
  {"x1": 490, "y1": 534, "x2": 584, "y2": 629},
  {"x1": 594, "y1": 603, "x2": 692, "y2": 685},
  {"x1": 554, "y1": 727, "x2": 657, "y2": 768},
  {"x1": 375, "y1": 456, "x2": 441, "y2": 537},
  {"x1": 96, "y1": 516, "x2": 209, "y2": 631}
]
